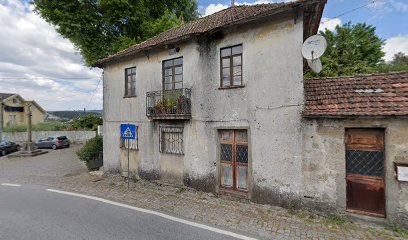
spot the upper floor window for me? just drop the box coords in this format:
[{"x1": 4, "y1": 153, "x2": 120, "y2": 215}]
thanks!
[
  {"x1": 125, "y1": 67, "x2": 136, "y2": 97},
  {"x1": 220, "y1": 44, "x2": 243, "y2": 87},
  {"x1": 163, "y1": 57, "x2": 183, "y2": 91}
]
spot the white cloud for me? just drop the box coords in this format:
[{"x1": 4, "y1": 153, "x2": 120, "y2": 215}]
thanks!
[
  {"x1": 0, "y1": 0, "x2": 102, "y2": 111},
  {"x1": 367, "y1": 0, "x2": 408, "y2": 19},
  {"x1": 383, "y1": 35, "x2": 408, "y2": 62},
  {"x1": 203, "y1": 0, "x2": 292, "y2": 16},
  {"x1": 318, "y1": 17, "x2": 342, "y2": 32},
  {"x1": 204, "y1": 3, "x2": 229, "y2": 16}
]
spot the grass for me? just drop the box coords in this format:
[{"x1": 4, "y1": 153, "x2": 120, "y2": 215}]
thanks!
[
  {"x1": 390, "y1": 225, "x2": 408, "y2": 238},
  {"x1": 324, "y1": 214, "x2": 346, "y2": 226},
  {"x1": 176, "y1": 187, "x2": 186, "y2": 194}
]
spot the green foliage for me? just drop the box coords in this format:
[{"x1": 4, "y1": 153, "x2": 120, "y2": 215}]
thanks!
[
  {"x1": 143, "y1": 9, "x2": 183, "y2": 39},
  {"x1": 32, "y1": 0, "x2": 200, "y2": 66},
  {"x1": 306, "y1": 22, "x2": 385, "y2": 77},
  {"x1": 3, "y1": 121, "x2": 67, "y2": 133},
  {"x1": 391, "y1": 52, "x2": 408, "y2": 66},
  {"x1": 76, "y1": 136, "x2": 103, "y2": 170},
  {"x1": 69, "y1": 115, "x2": 102, "y2": 131},
  {"x1": 324, "y1": 214, "x2": 346, "y2": 226},
  {"x1": 390, "y1": 225, "x2": 408, "y2": 238}
]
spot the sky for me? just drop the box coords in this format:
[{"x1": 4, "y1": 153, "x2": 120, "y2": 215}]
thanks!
[{"x1": 0, "y1": 0, "x2": 407, "y2": 111}]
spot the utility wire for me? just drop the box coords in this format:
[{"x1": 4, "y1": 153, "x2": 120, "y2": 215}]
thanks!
[
  {"x1": 0, "y1": 77, "x2": 95, "y2": 80},
  {"x1": 85, "y1": 78, "x2": 102, "y2": 110},
  {"x1": 321, "y1": 0, "x2": 378, "y2": 24}
]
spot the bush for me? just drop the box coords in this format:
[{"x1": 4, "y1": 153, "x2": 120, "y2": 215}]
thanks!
[
  {"x1": 69, "y1": 115, "x2": 102, "y2": 131},
  {"x1": 76, "y1": 136, "x2": 103, "y2": 171}
]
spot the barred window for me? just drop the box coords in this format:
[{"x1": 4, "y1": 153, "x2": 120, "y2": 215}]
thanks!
[
  {"x1": 160, "y1": 126, "x2": 183, "y2": 155},
  {"x1": 120, "y1": 139, "x2": 138, "y2": 150}
]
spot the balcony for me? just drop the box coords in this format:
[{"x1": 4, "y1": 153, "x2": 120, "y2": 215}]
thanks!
[{"x1": 146, "y1": 88, "x2": 191, "y2": 120}]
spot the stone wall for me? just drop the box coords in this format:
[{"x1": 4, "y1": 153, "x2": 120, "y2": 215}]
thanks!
[{"x1": 3, "y1": 131, "x2": 96, "y2": 143}]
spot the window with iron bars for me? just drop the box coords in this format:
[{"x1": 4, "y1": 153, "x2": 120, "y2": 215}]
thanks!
[{"x1": 160, "y1": 126, "x2": 183, "y2": 155}]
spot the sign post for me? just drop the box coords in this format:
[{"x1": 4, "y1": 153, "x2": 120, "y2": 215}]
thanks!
[{"x1": 120, "y1": 124, "x2": 137, "y2": 189}]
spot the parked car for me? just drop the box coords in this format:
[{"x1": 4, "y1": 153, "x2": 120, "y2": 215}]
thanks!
[
  {"x1": 0, "y1": 141, "x2": 20, "y2": 156},
  {"x1": 36, "y1": 136, "x2": 70, "y2": 150}
]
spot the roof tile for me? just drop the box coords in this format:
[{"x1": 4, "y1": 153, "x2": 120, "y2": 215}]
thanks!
[{"x1": 303, "y1": 72, "x2": 408, "y2": 117}]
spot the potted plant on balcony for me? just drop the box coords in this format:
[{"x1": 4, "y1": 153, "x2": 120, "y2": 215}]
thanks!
[{"x1": 154, "y1": 100, "x2": 165, "y2": 114}]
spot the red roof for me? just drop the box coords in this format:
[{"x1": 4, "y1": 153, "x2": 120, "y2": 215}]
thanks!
[
  {"x1": 303, "y1": 72, "x2": 408, "y2": 118},
  {"x1": 94, "y1": 0, "x2": 326, "y2": 67}
]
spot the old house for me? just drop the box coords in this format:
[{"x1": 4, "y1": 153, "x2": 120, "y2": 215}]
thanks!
[
  {"x1": 95, "y1": 0, "x2": 407, "y2": 226},
  {"x1": 303, "y1": 72, "x2": 408, "y2": 225},
  {"x1": 0, "y1": 93, "x2": 46, "y2": 127}
]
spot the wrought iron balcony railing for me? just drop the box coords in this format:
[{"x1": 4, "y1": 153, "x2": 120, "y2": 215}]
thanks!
[{"x1": 146, "y1": 88, "x2": 191, "y2": 120}]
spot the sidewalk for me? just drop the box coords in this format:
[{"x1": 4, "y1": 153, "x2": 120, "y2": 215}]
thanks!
[{"x1": 45, "y1": 173, "x2": 406, "y2": 240}]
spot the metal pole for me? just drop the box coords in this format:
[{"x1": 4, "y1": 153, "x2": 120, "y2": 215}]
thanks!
[
  {"x1": 127, "y1": 139, "x2": 130, "y2": 189},
  {"x1": 27, "y1": 104, "x2": 32, "y2": 143}
]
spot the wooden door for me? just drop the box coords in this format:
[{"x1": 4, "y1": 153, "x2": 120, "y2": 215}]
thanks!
[
  {"x1": 219, "y1": 130, "x2": 249, "y2": 196},
  {"x1": 345, "y1": 129, "x2": 385, "y2": 217}
]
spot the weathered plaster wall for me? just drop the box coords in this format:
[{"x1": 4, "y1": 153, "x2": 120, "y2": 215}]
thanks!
[
  {"x1": 303, "y1": 118, "x2": 408, "y2": 226},
  {"x1": 103, "y1": 11, "x2": 305, "y2": 202}
]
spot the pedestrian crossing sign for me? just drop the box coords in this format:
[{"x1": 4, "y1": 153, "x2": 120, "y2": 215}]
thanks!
[{"x1": 120, "y1": 124, "x2": 137, "y2": 140}]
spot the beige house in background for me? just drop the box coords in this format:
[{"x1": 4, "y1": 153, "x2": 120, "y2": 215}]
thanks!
[{"x1": 0, "y1": 93, "x2": 46, "y2": 127}]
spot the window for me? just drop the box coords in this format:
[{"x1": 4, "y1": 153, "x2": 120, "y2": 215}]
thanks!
[
  {"x1": 220, "y1": 44, "x2": 243, "y2": 87},
  {"x1": 160, "y1": 126, "x2": 183, "y2": 154},
  {"x1": 163, "y1": 57, "x2": 183, "y2": 91},
  {"x1": 125, "y1": 67, "x2": 136, "y2": 97}
]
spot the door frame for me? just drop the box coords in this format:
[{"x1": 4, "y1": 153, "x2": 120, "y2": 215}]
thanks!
[
  {"x1": 215, "y1": 127, "x2": 252, "y2": 198},
  {"x1": 344, "y1": 128, "x2": 386, "y2": 218}
]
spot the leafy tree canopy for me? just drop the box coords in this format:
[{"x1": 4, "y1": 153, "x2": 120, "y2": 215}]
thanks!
[
  {"x1": 33, "y1": 0, "x2": 199, "y2": 66},
  {"x1": 306, "y1": 22, "x2": 386, "y2": 77},
  {"x1": 391, "y1": 52, "x2": 408, "y2": 66}
]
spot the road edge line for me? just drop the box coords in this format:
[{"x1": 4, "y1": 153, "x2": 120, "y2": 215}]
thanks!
[
  {"x1": 1, "y1": 183, "x2": 21, "y2": 187},
  {"x1": 47, "y1": 188, "x2": 258, "y2": 240}
]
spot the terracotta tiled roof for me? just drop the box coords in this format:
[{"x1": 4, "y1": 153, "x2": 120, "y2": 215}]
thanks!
[
  {"x1": 303, "y1": 72, "x2": 408, "y2": 118},
  {"x1": 94, "y1": 0, "x2": 326, "y2": 67}
]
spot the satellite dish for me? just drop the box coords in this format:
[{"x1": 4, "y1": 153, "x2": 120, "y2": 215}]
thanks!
[
  {"x1": 307, "y1": 58, "x2": 322, "y2": 73},
  {"x1": 302, "y1": 35, "x2": 327, "y2": 60}
]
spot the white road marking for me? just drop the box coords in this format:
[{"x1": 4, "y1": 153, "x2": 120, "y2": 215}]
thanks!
[
  {"x1": 1, "y1": 183, "x2": 21, "y2": 187},
  {"x1": 47, "y1": 189, "x2": 258, "y2": 240}
]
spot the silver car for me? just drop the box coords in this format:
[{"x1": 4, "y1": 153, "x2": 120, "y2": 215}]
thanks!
[{"x1": 36, "y1": 136, "x2": 70, "y2": 150}]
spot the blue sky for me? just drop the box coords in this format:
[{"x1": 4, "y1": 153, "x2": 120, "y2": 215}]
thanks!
[{"x1": 0, "y1": 0, "x2": 407, "y2": 110}]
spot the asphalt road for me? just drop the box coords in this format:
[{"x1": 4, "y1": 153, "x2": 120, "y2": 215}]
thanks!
[{"x1": 0, "y1": 185, "x2": 244, "y2": 240}]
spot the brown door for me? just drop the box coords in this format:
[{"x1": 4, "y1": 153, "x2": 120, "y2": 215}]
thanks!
[
  {"x1": 345, "y1": 129, "x2": 385, "y2": 217},
  {"x1": 219, "y1": 130, "x2": 249, "y2": 196}
]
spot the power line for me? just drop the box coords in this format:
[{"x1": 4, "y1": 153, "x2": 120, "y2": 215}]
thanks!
[
  {"x1": 321, "y1": 0, "x2": 378, "y2": 24},
  {"x1": 0, "y1": 77, "x2": 96, "y2": 80},
  {"x1": 85, "y1": 78, "x2": 102, "y2": 110}
]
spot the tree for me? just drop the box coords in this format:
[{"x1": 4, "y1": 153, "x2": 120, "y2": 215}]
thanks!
[
  {"x1": 33, "y1": 0, "x2": 199, "y2": 66},
  {"x1": 306, "y1": 22, "x2": 385, "y2": 77},
  {"x1": 391, "y1": 52, "x2": 408, "y2": 66},
  {"x1": 70, "y1": 115, "x2": 102, "y2": 130}
]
